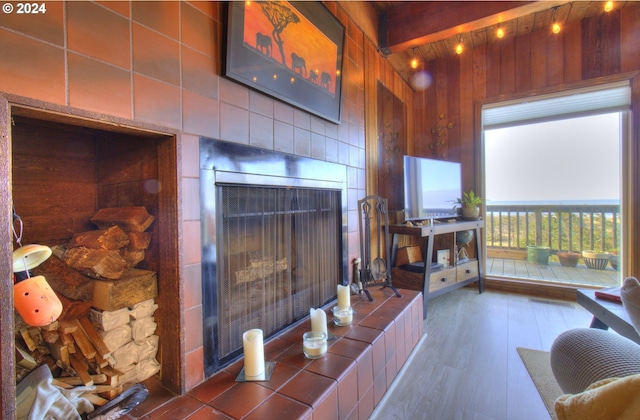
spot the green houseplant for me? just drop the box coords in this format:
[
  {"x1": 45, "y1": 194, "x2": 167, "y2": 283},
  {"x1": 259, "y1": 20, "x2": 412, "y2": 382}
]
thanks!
[{"x1": 460, "y1": 190, "x2": 482, "y2": 219}]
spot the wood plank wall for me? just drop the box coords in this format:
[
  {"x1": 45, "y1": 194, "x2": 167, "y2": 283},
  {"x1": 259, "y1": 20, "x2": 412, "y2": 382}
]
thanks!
[{"x1": 411, "y1": 4, "x2": 640, "y2": 276}]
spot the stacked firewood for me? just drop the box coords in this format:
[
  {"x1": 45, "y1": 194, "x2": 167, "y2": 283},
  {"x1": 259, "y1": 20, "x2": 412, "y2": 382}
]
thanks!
[{"x1": 15, "y1": 206, "x2": 159, "y2": 406}]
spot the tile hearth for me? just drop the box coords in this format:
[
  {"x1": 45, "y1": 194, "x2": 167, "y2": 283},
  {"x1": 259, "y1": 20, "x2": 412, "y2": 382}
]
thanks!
[{"x1": 125, "y1": 288, "x2": 423, "y2": 419}]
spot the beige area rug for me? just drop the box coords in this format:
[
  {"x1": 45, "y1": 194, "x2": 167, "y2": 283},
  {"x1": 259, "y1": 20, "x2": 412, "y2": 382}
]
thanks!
[{"x1": 517, "y1": 347, "x2": 564, "y2": 420}]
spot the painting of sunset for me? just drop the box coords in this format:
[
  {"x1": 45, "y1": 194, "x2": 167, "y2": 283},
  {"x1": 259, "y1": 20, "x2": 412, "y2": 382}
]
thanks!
[{"x1": 242, "y1": 1, "x2": 339, "y2": 96}]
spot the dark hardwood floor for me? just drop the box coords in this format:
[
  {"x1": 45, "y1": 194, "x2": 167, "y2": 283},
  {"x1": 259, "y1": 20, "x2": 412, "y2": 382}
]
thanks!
[{"x1": 370, "y1": 287, "x2": 594, "y2": 420}]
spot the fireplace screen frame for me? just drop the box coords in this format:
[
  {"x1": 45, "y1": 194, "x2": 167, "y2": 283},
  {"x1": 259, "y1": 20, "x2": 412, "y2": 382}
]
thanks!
[{"x1": 200, "y1": 139, "x2": 348, "y2": 376}]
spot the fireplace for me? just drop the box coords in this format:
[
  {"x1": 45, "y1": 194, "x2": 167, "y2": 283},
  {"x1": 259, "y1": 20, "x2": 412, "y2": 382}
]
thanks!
[{"x1": 200, "y1": 140, "x2": 348, "y2": 376}]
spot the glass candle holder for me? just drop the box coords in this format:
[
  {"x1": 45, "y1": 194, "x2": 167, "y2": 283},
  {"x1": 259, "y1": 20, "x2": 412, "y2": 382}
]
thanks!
[
  {"x1": 303, "y1": 331, "x2": 327, "y2": 359},
  {"x1": 332, "y1": 306, "x2": 353, "y2": 326}
]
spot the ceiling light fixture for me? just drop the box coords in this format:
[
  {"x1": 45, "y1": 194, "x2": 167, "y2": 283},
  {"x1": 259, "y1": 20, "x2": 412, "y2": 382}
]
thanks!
[
  {"x1": 551, "y1": 7, "x2": 561, "y2": 34},
  {"x1": 455, "y1": 36, "x2": 463, "y2": 55},
  {"x1": 410, "y1": 47, "x2": 419, "y2": 69},
  {"x1": 604, "y1": 1, "x2": 614, "y2": 12},
  {"x1": 496, "y1": 26, "x2": 505, "y2": 39}
]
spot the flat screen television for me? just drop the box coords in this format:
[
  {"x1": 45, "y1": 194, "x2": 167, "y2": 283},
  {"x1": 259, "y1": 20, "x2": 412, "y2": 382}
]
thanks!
[{"x1": 403, "y1": 155, "x2": 462, "y2": 221}]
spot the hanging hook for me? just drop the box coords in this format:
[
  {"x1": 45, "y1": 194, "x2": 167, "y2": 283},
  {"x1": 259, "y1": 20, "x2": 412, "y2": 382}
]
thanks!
[{"x1": 12, "y1": 207, "x2": 23, "y2": 246}]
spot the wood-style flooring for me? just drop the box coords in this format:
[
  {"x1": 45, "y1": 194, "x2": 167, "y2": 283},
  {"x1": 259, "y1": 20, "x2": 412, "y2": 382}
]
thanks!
[
  {"x1": 371, "y1": 287, "x2": 595, "y2": 420},
  {"x1": 487, "y1": 257, "x2": 619, "y2": 287}
]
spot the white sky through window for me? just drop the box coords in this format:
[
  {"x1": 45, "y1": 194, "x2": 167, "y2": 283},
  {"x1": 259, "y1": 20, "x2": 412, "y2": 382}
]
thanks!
[{"x1": 485, "y1": 112, "x2": 620, "y2": 204}]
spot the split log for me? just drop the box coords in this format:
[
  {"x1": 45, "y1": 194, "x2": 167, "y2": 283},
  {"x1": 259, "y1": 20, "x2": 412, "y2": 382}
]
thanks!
[
  {"x1": 77, "y1": 318, "x2": 111, "y2": 359},
  {"x1": 62, "y1": 247, "x2": 127, "y2": 280},
  {"x1": 69, "y1": 352, "x2": 93, "y2": 386},
  {"x1": 92, "y1": 269, "x2": 158, "y2": 311},
  {"x1": 31, "y1": 254, "x2": 94, "y2": 301},
  {"x1": 48, "y1": 341, "x2": 70, "y2": 365},
  {"x1": 70, "y1": 323, "x2": 97, "y2": 360},
  {"x1": 90, "y1": 207, "x2": 155, "y2": 233},
  {"x1": 55, "y1": 374, "x2": 107, "y2": 387},
  {"x1": 57, "y1": 320, "x2": 78, "y2": 335},
  {"x1": 57, "y1": 294, "x2": 93, "y2": 321},
  {"x1": 67, "y1": 225, "x2": 130, "y2": 251},
  {"x1": 120, "y1": 249, "x2": 145, "y2": 270},
  {"x1": 127, "y1": 232, "x2": 151, "y2": 250}
]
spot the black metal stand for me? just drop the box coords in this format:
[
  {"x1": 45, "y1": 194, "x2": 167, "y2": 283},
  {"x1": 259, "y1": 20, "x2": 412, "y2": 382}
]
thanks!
[{"x1": 358, "y1": 195, "x2": 401, "y2": 299}]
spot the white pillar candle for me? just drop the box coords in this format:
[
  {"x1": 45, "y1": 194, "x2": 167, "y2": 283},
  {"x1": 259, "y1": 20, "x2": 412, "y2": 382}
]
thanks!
[
  {"x1": 310, "y1": 308, "x2": 328, "y2": 336},
  {"x1": 242, "y1": 329, "x2": 265, "y2": 378},
  {"x1": 337, "y1": 284, "x2": 350, "y2": 308}
]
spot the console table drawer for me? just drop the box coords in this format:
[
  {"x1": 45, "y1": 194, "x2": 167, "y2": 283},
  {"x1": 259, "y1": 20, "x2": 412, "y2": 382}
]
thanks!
[
  {"x1": 429, "y1": 267, "x2": 456, "y2": 292},
  {"x1": 457, "y1": 262, "x2": 479, "y2": 283}
]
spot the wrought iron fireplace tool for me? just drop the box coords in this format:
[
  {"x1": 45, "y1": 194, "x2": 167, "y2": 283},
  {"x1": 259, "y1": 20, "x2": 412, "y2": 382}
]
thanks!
[{"x1": 357, "y1": 195, "x2": 401, "y2": 300}]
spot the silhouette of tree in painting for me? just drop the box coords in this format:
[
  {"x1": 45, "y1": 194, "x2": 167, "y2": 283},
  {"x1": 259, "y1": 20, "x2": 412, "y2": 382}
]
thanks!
[{"x1": 258, "y1": 2, "x2": 300, "y2": 66}]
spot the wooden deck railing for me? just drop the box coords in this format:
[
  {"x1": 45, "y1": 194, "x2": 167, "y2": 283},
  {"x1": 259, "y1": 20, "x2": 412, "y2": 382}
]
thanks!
[{"x1": 485, "y1": 203, "x2": 620, "y2": 255}]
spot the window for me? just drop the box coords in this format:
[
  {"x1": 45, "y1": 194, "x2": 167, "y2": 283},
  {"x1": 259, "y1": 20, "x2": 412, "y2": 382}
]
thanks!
[{"x1": 482, "y1": 82, "x2": 630, "y2": 287}]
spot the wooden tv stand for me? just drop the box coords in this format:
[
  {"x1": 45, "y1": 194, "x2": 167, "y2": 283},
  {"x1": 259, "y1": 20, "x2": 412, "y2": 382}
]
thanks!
[{"x1": 389, "y1": 219, "x2": 484, "y2": 318}]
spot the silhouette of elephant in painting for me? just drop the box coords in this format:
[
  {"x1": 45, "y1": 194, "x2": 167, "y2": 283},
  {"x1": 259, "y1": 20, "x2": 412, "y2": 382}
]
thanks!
[
  {"x1": 321, "y1": 71, "x2": 332, "y2": 89},
  {"x1": 291, "y1": 53, "x2": 307, "y2": 77},
  {"x1": 308, "y1": 71, "x2": 319, "y2": 84},
  {"x1": 256, "y1": 32, "x2": 272, "y2": 57}
]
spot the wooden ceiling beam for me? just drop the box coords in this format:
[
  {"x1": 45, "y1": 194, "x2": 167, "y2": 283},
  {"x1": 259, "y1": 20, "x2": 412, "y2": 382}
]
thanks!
[{"x1": 379, "y1": 0, "x2": 568, "y2": 54}]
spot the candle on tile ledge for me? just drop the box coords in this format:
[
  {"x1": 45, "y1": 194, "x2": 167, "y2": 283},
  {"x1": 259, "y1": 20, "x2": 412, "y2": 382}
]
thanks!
[
  {"x1": 337, "y1": 284, "x2": 350, "y2": 308},
  {"x1": 310, "y1": 308, "x2": 327, "y2": 336},
  {"x1": 303, "y1": 331, "x2": 327, "y2": 359},
  {"x1": 332, "y1": 306, "x2": 353, "y2": 326},
  {"x1": 242, "y1": 328, "x2": 265, "y2": 378}
]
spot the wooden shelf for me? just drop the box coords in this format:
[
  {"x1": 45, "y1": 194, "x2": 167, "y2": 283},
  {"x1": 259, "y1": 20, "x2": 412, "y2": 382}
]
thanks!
[{"x1": 389, "y1": 220, "x2": 485, "y2": 318}]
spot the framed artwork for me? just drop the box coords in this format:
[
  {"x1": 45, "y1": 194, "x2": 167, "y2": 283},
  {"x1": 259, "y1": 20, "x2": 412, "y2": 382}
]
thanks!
[{"x1": 224, "y1": 1, "x2": 345, "y2": 124}]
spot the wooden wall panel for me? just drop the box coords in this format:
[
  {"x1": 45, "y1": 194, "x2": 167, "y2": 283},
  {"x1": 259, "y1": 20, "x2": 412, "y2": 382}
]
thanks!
[
  {"x1": 500, "y1": 37, "x2": 516, "y2": 95},
  {"x1": 410, "y1": 2, "x2": 640, "y2": 284},
  {"x1": 546, "y1": 31, "x2": 564, "y2": 86},
  {"x1": 620, "y1": 5, "x2": 640, "y2": 72},
  {"x1": 530, "y1": 30, "x2": 547, "y2": 89},
  {"x1": 562, "y1": 20, "x2": 583, "y2": 83}
]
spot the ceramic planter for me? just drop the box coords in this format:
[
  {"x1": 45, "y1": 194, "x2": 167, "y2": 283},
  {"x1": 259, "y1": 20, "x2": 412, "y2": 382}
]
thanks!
[
  {"x1": 558, "y1": 252, "x2": 580, "y2": 267},
  {"x1": 582, "y1": 250, "x2": 611, "y2": 270},
  {"x1": 461, "y1": 207, "x2": 479, "y2": 219},
  {"x1": 527, "y1": 246, "x2": 551, "y2": 265}
]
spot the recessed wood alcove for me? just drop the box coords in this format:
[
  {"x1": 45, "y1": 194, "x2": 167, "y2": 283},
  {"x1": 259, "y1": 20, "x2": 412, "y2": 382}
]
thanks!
[{"x1": 8, "y1": 106, "x2": 182, "y2": 394}]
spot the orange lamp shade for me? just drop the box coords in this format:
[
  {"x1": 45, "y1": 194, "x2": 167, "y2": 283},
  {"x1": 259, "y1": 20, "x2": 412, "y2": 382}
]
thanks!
[{"x1": 14, "y1": 275, "x2": 63, "y2": 327}]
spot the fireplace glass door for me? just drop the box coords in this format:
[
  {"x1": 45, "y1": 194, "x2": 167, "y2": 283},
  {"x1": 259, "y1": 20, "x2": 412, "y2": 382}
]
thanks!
[{"x1": 216, "y1": 185, "x2": 340, "y2": 360}]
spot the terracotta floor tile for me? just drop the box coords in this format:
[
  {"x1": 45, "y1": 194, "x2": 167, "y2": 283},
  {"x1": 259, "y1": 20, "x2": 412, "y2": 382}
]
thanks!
[
  {"x1": 327, "y1": 337, "x2": 370, "y2": 361},
  {"x1": 358, "y1": 385, "x2": 375, "y2": 420},
  {"x1": 305, "y1": 353, "x2": 356, "y2": 382},
  {"x1": 358, "y1": 314, "x2": 394, "y2": 332},
  {"x1": 185, "y1": 405, "x2": 233, "y2": 419},
  {"x1": 127, "y1": 378, "x2": 176, "y2": 418},
  {"x1": 256, "y1": 361, "x2": 300, "y2": 392},
  {"x1": 277, "y1": 322, "x2": 310, "y2": 343},
  {"x1": 344, "y1": 325, "x2": 384, "y2": 345},
  {"x1": 264, "y1": 337, "x2": 295, "y2": 360},
  {"x1": 244, "y1": 394, "x2": 312, "y2": 420},
  {"x1": 278, "y1": 370, "x2": 337, "y2": 408},
  {"x1": 141, "y1": 394, "x2": 203, "y2": 419},
  {"x1": 275, "y1": 341, "x2": 313, "y2": 370},
  {"x1": 189, "y1": 370, "x2": 237, "y2": 404},
  {"x1": 209, "y1": 382, "x2": 274, "y2": 419}
]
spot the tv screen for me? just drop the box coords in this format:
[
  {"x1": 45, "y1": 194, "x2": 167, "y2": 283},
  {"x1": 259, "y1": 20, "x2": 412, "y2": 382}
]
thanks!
[{"x1": 403, "y1": 155, "x2": 462, "y2": 221}]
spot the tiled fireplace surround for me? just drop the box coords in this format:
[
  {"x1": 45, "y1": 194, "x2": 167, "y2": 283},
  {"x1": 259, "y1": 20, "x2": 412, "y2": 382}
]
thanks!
[{"x1": 133, "y1": 288, "x2": 423, "y2": 419}]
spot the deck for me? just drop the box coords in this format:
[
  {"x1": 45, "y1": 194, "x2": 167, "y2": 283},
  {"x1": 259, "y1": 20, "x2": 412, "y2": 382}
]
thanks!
[{"x1": 486, "y1": 257, "x2": 620, "y2": 287}]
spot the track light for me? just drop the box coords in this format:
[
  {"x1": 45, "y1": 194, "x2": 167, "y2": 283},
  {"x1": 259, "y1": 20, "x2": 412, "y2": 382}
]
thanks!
[
  {"x1": 455, "y1": 36, "x2": 463, "y2": 55},
  {"x1": 551, "y1": 7, "x2": 561, "y2": 34},
  {"x1": 604, "y1": 1, "x2": 614, "y2": 12},
  {"x1": 410, "y1": 48, "x2": 419, "y2": 69}
]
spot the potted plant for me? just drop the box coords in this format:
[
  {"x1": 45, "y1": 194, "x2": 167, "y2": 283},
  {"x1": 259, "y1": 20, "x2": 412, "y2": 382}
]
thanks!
[
  {"x1": 557, "y1": 251, "x2": 580, "y2": 267},
  {"x1": 460, "y1": 190, "x2": 482, "y2": 219},
  {"x1": 582, "y1": 250, "x2": 611, "y2": 270},
  {"x1": 610, "y1": 249, "x2": 619, "y2": 271}
]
